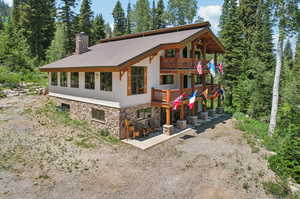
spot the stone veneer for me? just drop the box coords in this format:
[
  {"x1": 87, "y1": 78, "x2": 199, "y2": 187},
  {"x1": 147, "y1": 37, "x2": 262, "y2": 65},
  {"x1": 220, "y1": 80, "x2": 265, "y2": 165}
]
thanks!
[{"x1": 52, "y1": 97, "x2": 161, "y2": 139}]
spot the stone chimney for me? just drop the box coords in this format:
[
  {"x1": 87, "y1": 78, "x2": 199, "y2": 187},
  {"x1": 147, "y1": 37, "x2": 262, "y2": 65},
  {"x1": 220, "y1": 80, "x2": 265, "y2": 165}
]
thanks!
[{"x1": 75, "y1": 32, "x2": 89, "y2": 54}]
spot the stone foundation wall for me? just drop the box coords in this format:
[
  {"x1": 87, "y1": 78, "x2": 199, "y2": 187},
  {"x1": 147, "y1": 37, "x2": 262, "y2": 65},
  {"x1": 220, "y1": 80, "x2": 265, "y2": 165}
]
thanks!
[
  {"x1": 53, "y1": 97, "x2": 121, "y2": 138},
  {"x1": 51, "y1": 97, "x2": 161, "y2": 139}
]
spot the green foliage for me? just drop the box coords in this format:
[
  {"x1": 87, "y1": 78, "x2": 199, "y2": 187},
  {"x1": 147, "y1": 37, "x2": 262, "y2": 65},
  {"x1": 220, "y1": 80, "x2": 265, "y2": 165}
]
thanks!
[
  {"x1": 57, "y1": 0, "x2": 77, "y2": 54},
  {"x1": 78, "y1": 0, "x2": 93, "y2": 38},
  {"x1": 90, "y1": 14, "x2": 106, "y2": 45},
  {"x1": 12, "y1": 0, "x2": 56, "y2": 61},
  {"x1": 132, "y1": 0, "x2": 151, "y2": 32},
  {"x1": 167, "y1": 0, "x2": 198, "y2": 26},
  {"x1": 104, "y1": 23, "x2": 112, "y2": 38},
  {"x1": 126, "y1": 2, "x2": 132, "y2": 34},
  {"x1": 156, "y1": 0, "x2": 166, "y2": 29},
  {"x1": 112, "y1": 0, "x2": 126, "y2": 36},
  {"x1": 46, "y1": 23, "x2": 68, "y2": 63},
  {"x1": 263, "y1": 180, "x2": 291, "y2": 198}
]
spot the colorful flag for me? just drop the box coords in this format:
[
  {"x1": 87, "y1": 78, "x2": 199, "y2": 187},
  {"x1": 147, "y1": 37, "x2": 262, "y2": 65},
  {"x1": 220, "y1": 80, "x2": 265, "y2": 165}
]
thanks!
[
  {"x1": 218, "y1": 63, "x2": 224, "y2": 75},
  {"x1": 188, "y1": 90, "x2": 198, "y2": 110},
  {"x1": 196, "y1": 61, "x2": 204, "y2": 75},
  {"x1": 208, "y1": 59, "x2": 216, "y2": 78},
  {"x1": 173, "y1": 93, "x2": 186, "y2": 110}
]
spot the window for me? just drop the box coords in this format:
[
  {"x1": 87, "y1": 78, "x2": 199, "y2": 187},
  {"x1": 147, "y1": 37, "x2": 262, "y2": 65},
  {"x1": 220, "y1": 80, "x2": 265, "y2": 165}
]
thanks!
[
  {"x1": 92, "y1": 108, "x2": 105, "y2": 121},
  {"x1": 195, "y1": 75, "x2": 201, "y2": 84},
  {"x1": 136, "y1": 108, "x2": 152, "y2": 120},
  {"x1": 165, "y1": 49, "x2": 175, "y2": 57},
  {"x1": 51, "y1": 72, "x2": 58, "y2": 86},
  {"x1": 61, "y1": 103, "x2": 70, "y2": 112},
  {"x1": 60, "y1": 72, "x2": 68, "y2": 87},
  {"x1": 183, "y1": 47, "x2": 188, "y2": 58},
  {"x1": 85, "y1": 72, "x2": 95, "y2": 89},
  {"x1": 71, "y1": 72, "x2": 79, "y2": 88},
  {"x1": 131, "y1": 67, "x2": 146, "y2": 95},
  {"x1": 100, "y1": 72, "x2": 112, "y2": 91},
  {"x1": 160, "y1": 75, "x2": 174, "y2": 85}
]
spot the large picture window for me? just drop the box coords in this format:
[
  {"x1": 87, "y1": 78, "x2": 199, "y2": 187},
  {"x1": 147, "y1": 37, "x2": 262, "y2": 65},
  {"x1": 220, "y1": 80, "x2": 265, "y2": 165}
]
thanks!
[
  {"x1": 51, "y1": 72, "x2": 58, "y2": 86},
  {"x1": 85, "y1": 72, "x2": 95, "y2": 89},
  {"x1": 71, "y1": 72, "x2": 79, "y2": 88},
  {"x1": 131, "y1": 67, "x2": 146, "y2": 95},
  {"x1": 60, "y1": 72, "x2": 68, "y2": 87},
  {"x1": 100, "y1": 72, "x2": 112, "y2": 91},
  {"x1": 160, "y1": 75, "x2": 174, "y2": 85}
]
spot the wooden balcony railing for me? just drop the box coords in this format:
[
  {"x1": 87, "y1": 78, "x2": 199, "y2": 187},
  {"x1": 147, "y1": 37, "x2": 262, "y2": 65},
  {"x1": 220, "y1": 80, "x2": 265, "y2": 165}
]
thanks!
[
  {"x1": 160, "y1": 57, "x2": 209, "y2": 69},
  {"x1": 152, "y1": 84, "x2": 220, "y2": 104}
]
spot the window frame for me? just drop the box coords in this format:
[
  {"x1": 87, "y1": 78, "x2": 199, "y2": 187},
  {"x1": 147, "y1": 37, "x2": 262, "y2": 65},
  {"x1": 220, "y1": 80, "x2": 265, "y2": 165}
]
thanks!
[
  {"x1": 51, "y1": 72, "x2": 58, "y2": 86},
  {"x1": 91, "y1": 108, "x2": 105, "y2": 122},
  {"x1": 160, "y1": 74, "x2": 174, "y2": 85},
  {"x1": 128, "y1": 66, "x2": 147, "y2": 96},
  {"x1": 100, "y1": 72, "x2": 112, "y2": 92},
  {"x1": 71, "y1": 72, "x2": 79, "y2": 88},
  {"x1": 60, "y1": 72, "x2": 68, "y2": 87},
  {"x1": 136, "y1": 108, "x2": 152, "y2": 120},
  {"x1": 165, "y1": 49, "x2": 175, "y2": 58},
  {"x1": 85, "y1": 72, "x2": 95, "y2": 90}
]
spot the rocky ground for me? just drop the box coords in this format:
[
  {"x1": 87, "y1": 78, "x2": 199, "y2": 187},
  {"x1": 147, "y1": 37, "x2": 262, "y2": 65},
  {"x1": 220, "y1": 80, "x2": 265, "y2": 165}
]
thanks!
[{"x1": 0, "y1": 95, "x2": 277, "y2": 199}]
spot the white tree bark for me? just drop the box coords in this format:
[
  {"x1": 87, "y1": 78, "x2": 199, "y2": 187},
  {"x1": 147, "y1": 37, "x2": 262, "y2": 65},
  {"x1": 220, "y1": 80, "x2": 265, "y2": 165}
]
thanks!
[{"x1": 268, "y1": 35, "x2": 284, "y2": 135}]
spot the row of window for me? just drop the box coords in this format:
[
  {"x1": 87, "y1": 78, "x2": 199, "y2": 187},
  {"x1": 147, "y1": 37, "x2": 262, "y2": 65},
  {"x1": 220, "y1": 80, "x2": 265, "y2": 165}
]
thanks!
[
  {"x1": 165, "y1": 48, "x2": 201, "y2": 59},
  {"x1": 51, "y1": 72, "x2": 112, "y2": 91},
  {"x1": 160, "y1": 74, "x2": 202, "y2": 85}
]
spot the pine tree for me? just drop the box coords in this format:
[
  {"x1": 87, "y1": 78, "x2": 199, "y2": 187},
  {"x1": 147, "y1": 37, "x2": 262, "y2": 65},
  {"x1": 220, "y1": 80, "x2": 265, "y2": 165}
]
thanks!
[
  {"x1": 46, "y1": 23, "x2": 68, "y2": 63},
  {"x1": 283, "y1": 40, "x2": 293, "y2": 69},
  {"x1": 133, "y1": 0, "x2": 151, "y2": 32},
  {"x1": 78, "y1": 0, "x2": 93, "y2": 38},
  {"x1": 156, "y1": 0, "x2": 166, "y2": 29},
  {"x1": 150, "y1": 0, "x2": 156, "y2": 30},
  {"x1": 91, "y1": 14, "x2": 106, "y2": 45},
  {"x1": 167, "y1": 0, "x2": 198, "y2": 26},
  {"x1": 105, "y1": 23, "x2": 112, "y2": 38},
  {"x1": 126, "y1": 2, "x2": 132, "y2": 34},
  {"x1": 112, "y1": 0, "x2": 126, "y2": 36},
  {"x1": 219, "y1": 0, "x2": 243, "y2": 107},
  {"x1": 12, "y1": 0, "x2": 56, "y2": 61},
  {"x1": 0, "y1": 19, "x2": 36, "y2": 72},
  {"x1": 58, "y1": 0, "x2": 77, "y2": 54}
]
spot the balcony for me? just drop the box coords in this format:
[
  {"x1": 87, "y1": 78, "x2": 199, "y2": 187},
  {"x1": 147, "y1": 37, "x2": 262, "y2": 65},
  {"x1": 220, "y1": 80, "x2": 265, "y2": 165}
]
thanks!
[
  {"x1": 160, "y1": 57, "x2": 209, "y2": 71},
  {"x1": 151, "y1": 84, "x2": 220, "y2": 106}
]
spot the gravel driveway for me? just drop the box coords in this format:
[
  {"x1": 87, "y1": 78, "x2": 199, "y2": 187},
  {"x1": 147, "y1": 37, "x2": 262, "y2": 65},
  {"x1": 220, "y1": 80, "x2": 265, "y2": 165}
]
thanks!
[{"x1": 0, "y1": 95, "x2": 276, "y2": 199}]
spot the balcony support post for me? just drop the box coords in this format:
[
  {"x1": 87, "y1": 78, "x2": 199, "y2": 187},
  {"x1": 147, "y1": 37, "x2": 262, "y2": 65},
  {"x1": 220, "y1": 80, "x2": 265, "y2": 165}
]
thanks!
[
  {"x1": 166, "y1": 107, "x2": 171, "y2": 125},
  {"x1": 180, "y1": 104, "x2": 185, "y2": 120}
]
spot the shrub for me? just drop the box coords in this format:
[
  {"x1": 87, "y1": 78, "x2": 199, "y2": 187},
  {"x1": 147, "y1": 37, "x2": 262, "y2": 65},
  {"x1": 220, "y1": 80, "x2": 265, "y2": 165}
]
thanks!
[{"x1": 263, "y1": 181, "x2": 291, "y2": 198}]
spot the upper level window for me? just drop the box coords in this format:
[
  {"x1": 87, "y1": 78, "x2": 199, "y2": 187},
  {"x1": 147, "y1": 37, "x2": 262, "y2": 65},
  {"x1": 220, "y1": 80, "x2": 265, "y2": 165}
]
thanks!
[
  {"x1": 195, "y1": 75, "x2": 201, "y2": 84},
  {"x1": 51, "y1": 72, "x2": 58, "y2": 86},
  {"x1": 85, "y1": 72, "x2": 95, "y2": 89},
  {"x1": 60, "y1": 72, "x2": 68, "y2": 87},
  {"x1": 160, "y1": 75, "x2": 174, "y2": 85},
  {"x1": 165, "y1": 49, "x2": 175, "y2": 58},
  {"x1": 100, "y1": 72, "x2": 112, "y2": 91},
  {"x1": 183, "y1": 47, "x2": 188, "y2": 58},
  {"x1": 131, "y1": 67, "x2": 146, "y2": 95},
  {"x1": 71, "y1": 72, "x2": 79, "y2": 88}
]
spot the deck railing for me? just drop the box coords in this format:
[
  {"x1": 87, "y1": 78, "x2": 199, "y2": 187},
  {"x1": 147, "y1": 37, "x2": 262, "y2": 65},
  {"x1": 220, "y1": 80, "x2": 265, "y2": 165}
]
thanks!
[{"x1": 152, "y1": 84, "x2": 220, "y2": 103}]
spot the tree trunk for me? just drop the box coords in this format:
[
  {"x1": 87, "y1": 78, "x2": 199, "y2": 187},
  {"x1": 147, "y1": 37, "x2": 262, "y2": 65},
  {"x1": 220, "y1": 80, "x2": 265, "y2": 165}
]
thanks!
[{"x1": 268, "y1": 31, "x2": 284, "y2": 135}]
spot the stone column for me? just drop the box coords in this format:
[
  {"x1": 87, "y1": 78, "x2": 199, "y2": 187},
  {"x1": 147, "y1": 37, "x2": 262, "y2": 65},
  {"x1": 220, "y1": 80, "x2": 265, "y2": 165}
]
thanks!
[{"x1": 163, "y1": 125, "x2": 174, "y2": 136}]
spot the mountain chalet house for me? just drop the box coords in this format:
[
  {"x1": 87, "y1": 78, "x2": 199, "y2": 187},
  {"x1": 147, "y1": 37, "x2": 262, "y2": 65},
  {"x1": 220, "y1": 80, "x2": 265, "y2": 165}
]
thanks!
[{"x1": 40, "y1": 22, "x2": 225, "y2": 139}]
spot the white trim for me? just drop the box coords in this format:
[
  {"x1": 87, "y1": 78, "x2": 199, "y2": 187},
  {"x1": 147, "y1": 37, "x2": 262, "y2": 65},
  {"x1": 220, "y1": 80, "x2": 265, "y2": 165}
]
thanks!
[{"x1": 49, "y1": 92, "x2": 121, "y2": 108}]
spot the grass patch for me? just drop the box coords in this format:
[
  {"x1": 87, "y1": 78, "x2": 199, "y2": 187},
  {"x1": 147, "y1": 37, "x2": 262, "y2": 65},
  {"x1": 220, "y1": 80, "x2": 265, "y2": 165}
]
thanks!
[
  {"x1": 263, "y1": 180, "x2": 293, "y2": 198},
  {"x1": 34, "y1": 100, "x2": 120, "y2": 146}
]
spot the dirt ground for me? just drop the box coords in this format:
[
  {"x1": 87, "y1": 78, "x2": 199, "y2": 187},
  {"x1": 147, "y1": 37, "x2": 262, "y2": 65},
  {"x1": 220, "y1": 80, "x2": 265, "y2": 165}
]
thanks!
[{"x1": 0, "y1": 95, "x2": 277, "y2": 199}]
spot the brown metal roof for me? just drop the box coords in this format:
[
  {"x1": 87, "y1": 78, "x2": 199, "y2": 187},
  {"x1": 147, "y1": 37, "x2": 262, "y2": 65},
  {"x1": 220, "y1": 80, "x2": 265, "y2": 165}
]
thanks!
[{"x1": 40, "y1": 22, "x2": 224, "y2": 71}]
